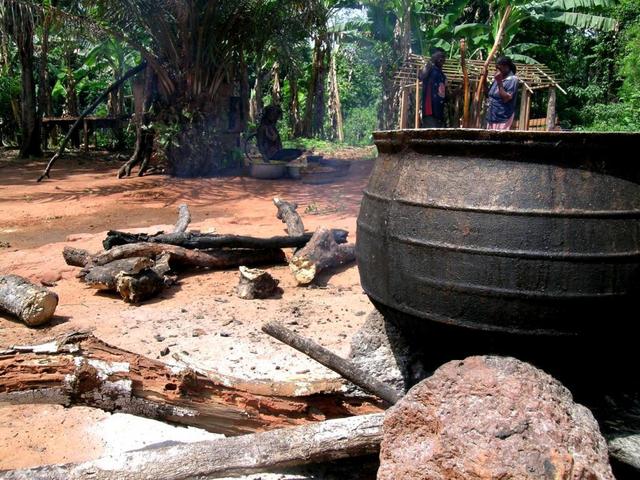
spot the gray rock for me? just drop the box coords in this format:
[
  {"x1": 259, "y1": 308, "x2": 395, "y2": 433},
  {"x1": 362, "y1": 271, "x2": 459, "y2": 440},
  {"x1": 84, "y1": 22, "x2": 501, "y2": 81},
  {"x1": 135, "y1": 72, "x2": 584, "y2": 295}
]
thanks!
[{"x1": 349, "y1": 310, "x2": 427, "y2": 394}]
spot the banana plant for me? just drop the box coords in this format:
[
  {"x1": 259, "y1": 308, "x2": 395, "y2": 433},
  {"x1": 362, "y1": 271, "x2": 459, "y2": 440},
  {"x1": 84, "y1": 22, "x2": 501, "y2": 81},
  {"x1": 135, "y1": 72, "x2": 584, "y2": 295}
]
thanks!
[{"x1": 422, "y1": 0, "x2": 619, "y2": 62}]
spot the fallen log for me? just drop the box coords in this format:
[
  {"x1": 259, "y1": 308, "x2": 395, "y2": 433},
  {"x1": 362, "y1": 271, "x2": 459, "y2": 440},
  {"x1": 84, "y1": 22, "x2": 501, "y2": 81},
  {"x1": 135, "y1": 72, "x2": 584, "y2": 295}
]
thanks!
[
  {"x1": 0, "y1": 275, "x2": 59, "y2": 327},
  {"x1": 172, "y1": 204, "x2": 191, "y2": 234},
  {"x1": 0, "y1": 333, "x2": 382, "y2": 436},
  {"x1": 262, "y1": 322, "x2": 402, "y2": 405},
  {"x1": 289, "y1": 227, "x2": 356, "y2": 285},
  {"x1": 92, "y1": 243, "x2": 287, "y2": 269},
  {"x1": 1, "y1": 414, "x2": 385, "y2": 480},
  {"x1": 273, "y1": 197, "x2": 305, "y2": 237},
  {"x1": 102, "y1": 230, "x2": 349, "y2": 251}
]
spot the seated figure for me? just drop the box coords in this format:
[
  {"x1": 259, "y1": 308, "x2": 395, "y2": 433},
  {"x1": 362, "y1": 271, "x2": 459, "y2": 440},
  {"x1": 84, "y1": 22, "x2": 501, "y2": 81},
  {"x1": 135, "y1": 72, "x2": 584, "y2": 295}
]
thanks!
[{"x1": 257, "y1": 105, "x2": 303, "y2": 162}]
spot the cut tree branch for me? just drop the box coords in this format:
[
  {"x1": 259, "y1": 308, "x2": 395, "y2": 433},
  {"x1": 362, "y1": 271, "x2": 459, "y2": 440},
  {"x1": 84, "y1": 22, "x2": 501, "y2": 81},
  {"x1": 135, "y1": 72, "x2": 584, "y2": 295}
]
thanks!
[
  {"x1": 262, "y1": 321, "x2": 402, "y2": 405},
  {"x1": 273, "y1": 197, "x2": 305, "y2": 237},
  {"x1": 172, "y1": 204, "x2": 191, "y2": 233}
]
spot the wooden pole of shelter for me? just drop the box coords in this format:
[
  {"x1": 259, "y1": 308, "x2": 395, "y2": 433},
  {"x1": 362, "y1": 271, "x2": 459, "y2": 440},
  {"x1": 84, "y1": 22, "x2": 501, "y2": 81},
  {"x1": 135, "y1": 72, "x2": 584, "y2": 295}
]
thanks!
[
  {"x1": 472, "y1": 5, "x2": 513, "y2": 127},
  {"x1": 83, "y1": 119, "x2": 89, "y2": 152},
  {"x1": 460, "y1": 39, "x2": 471, "y2": 128},
  {"x1": 400, "y1": 88, "x2": 409, "y2": 129},
  {"x1": 518, "y1": 88, "x2": 531, "y2": 131},
  {"x1": 415, "y1": 66, "x2": 421, "y2": 128},
  {"x1": 546, "y1": 87, "x2": 557, "y2": 131}
]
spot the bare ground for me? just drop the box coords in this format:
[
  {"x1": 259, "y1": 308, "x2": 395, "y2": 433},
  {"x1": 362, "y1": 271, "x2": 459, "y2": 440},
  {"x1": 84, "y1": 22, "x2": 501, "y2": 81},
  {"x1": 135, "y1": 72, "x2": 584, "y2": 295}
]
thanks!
[{"x1": 0, "y1": 147, "x2": 379, "y2": 471}]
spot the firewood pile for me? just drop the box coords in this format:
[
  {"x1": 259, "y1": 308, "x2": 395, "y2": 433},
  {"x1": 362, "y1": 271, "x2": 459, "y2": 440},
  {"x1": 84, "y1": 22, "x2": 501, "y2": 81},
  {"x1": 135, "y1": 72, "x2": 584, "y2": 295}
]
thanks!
[{"x1": 61, "y1": 198, "x2": 356, "y2": 305}]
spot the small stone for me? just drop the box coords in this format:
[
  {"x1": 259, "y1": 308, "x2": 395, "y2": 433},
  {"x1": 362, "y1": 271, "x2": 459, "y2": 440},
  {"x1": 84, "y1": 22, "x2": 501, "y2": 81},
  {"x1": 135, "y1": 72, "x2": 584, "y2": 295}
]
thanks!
[
  {"x1": 192, "y1": 328, "x2": 206, "y2": 337},
  {"x1": 154, "y1": 334, "x2": 165, "y2": 342},
  {"x1": 181, "y1": 308, "x2": 187, "y2": 313},
  {"x1": 159, "y1": 347, "x2": 170, "y2": 357},
  {"x1": 220, "y1": 332, "x2": 231, "y2": 337}
]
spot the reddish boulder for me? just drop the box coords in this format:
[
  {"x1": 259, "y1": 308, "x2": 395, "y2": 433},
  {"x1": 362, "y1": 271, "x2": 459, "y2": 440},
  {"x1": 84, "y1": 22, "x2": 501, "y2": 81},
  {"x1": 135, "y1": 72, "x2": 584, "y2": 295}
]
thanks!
[{"x1": 378, "y1": 356, "x2": 613, "y2": 480}]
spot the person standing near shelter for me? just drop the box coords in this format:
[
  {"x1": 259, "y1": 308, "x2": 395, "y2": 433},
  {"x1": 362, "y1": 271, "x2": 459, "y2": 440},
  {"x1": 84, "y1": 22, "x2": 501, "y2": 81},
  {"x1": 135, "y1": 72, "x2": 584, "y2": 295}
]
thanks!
[
  {"x1": 486, "y1": 57, "x2": 519, "y2": 130},
  {"x1": 419, "y1": 48, "x2": 447, "y2": 128}
]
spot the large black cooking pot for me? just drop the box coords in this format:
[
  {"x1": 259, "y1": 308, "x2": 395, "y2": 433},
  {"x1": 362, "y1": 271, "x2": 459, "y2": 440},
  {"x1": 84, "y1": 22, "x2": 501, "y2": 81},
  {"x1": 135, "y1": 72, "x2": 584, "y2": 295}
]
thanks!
[{"x1": 357, "y1": 129, "x2": 640, "y2": 352}]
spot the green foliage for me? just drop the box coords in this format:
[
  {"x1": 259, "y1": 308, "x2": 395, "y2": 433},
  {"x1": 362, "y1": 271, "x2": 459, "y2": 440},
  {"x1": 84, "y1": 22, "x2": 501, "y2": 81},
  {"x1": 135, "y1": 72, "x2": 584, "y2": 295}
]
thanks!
[
  {"x1": 580, "y1": 92, "x2": 640, "y2": 131},
  {"x1": 343, "y1": 106, "x2": 378, "y2": 145},
  {"x1": 0, "y1": 74, "x2": 19, "y2": 119}
]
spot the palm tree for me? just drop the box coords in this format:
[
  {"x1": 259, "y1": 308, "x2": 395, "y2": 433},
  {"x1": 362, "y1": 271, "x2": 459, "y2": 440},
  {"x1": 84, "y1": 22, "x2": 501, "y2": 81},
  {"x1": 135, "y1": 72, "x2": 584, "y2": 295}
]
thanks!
[
  {"x1": 0, "y1": 0, "x2": 42, "y2": 157},
  {"x1": 7, "y1": 0, "x2": 318, "y2": 176}
]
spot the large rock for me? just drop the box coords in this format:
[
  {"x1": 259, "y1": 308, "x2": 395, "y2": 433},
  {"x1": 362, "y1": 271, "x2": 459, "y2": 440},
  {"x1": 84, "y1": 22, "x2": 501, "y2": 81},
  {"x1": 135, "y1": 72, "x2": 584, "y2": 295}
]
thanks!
[{"x1": 378, "y1": 356, "x2": 614, "y2": 480}]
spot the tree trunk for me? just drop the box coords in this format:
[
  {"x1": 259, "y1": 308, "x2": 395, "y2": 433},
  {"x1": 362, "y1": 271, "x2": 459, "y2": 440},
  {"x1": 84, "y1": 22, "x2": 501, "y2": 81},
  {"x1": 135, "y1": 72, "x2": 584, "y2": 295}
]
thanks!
[
  {"x1": 378, "y1": 1, "x2": 412, "y2": 131},
  {"x1": 303, "y1": 36, "x2": 329, "y2": 137},
  {"x1": 38, "y1": 11, "x2": 53, "y2": 150},
  {"x1": 118, "y1": 71, "x2": 153, "y2": 178},
  {"x1": 3, "y1": 414, "x2": 384, "y2": 480},
  {"x1": 0, "y1": 275, "x2": 58, "y2": 327},
  {"x1": 14, "y1": 8, "x2": 41, "y2": 158},
  {"x1": 328, "y1": 50, "x2": 344, "y2": 143},
  {"x1": 289, "y1": 75, "x2": 303, "y2": 137},
  {"x1": 271, "y1": 61, "x2": 282, "y2": 106},
  {"x1": 64, "y1": 47, "x2": 80, "y2": 148}
]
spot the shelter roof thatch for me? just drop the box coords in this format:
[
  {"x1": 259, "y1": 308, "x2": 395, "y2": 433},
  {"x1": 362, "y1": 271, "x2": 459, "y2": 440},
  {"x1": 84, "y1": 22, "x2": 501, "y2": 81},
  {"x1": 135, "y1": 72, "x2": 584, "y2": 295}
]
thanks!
[{"x1": 394, "y1": 53, "x2": 565, "y2": 94}]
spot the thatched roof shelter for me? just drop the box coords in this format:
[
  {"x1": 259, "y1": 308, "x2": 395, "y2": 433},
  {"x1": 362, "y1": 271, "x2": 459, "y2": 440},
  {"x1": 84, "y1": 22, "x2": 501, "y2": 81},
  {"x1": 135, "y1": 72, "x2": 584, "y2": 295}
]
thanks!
[{"x1": 394, "y1": 54, "x2": 565, "y2": 130}]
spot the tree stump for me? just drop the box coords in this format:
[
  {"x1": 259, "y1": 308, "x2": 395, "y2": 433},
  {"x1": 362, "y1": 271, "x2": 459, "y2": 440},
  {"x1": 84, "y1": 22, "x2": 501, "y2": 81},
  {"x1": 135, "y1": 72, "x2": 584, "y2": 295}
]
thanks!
[
  {"x1": 0, "y1": 275, "x2": 59, "y2": 327},
  {"x1": 237, "y1": 266, "x2": 280, "y2": 299}
]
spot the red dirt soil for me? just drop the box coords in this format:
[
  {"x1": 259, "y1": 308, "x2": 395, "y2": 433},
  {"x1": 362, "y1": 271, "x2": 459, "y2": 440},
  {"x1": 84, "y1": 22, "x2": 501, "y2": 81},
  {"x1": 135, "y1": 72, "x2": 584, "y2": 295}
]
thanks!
[{"x1": 0, "y1": 147, "x2": 378, "y2": 470}]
